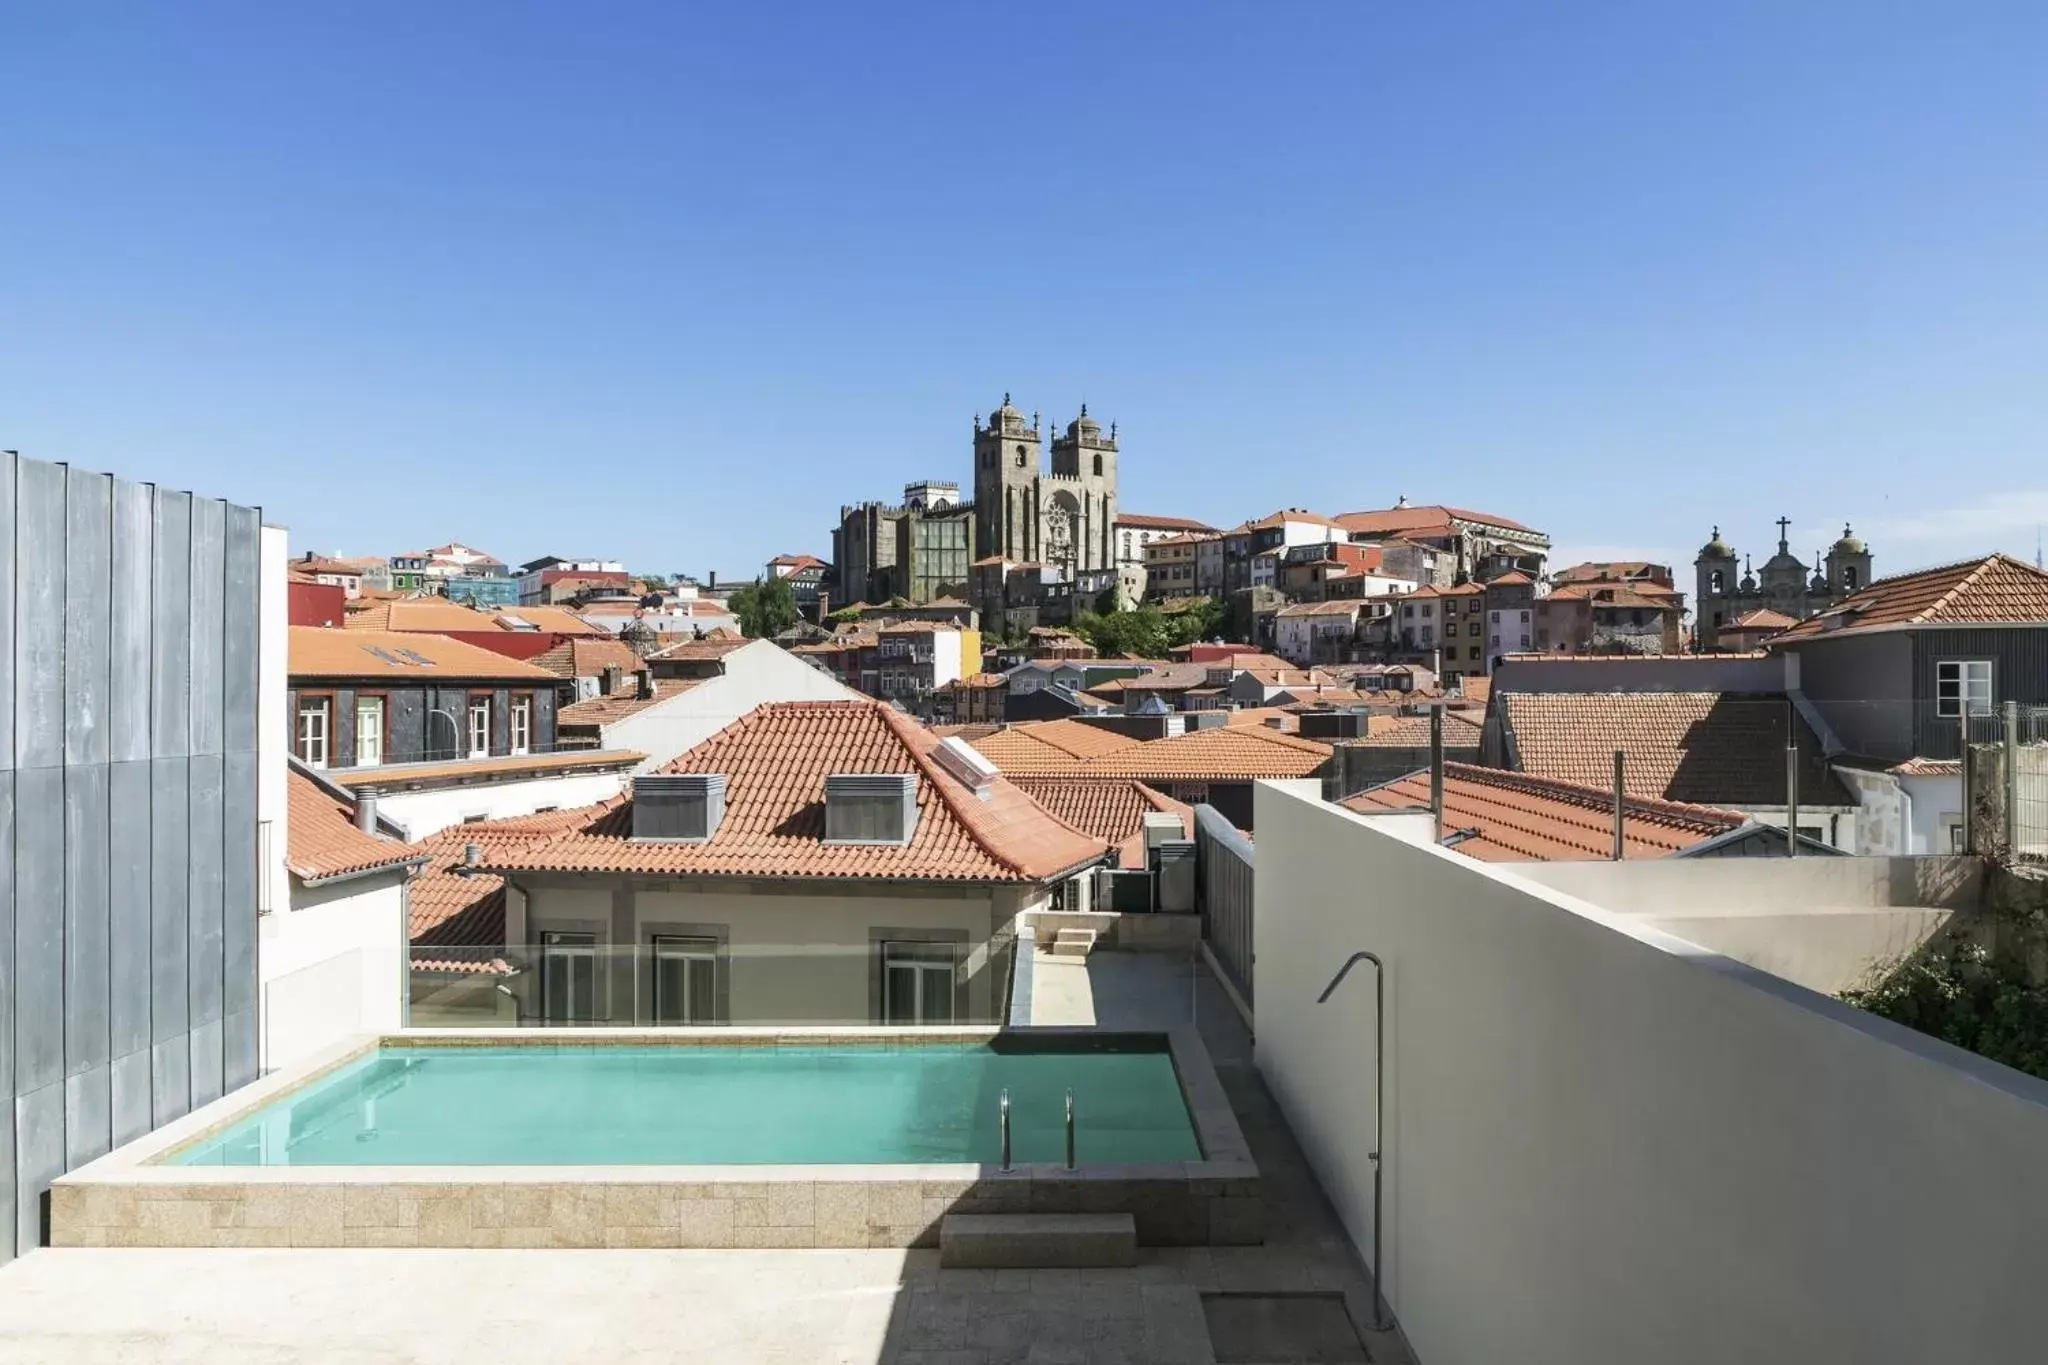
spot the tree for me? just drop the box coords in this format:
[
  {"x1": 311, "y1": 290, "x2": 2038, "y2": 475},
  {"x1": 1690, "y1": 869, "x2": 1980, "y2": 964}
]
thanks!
[{"x1": 728, "y1": 577, "x2": 799, "y2": 639}]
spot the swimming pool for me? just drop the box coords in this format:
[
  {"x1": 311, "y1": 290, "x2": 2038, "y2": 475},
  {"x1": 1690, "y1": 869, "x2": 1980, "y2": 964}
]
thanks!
[
  {"x1": 172, "y1": 1040, "x2": 1202, "y2": 1167},
  {"x1": 54, "y1": 1028, "x2": 1260, "y2": 1250}
]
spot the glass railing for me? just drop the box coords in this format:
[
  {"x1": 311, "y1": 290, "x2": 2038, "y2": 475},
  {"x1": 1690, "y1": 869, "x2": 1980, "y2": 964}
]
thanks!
[
  {"x1": 406, "y1": 926, "x2": 1207, "y2": 1032},
  {"x1": 408, "y1": 940, "x2": 1025, "y2": 1030}
]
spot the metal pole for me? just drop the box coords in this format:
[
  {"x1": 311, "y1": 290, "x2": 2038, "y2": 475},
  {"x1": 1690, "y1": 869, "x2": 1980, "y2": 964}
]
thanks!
[
  {"x1": 1961, "y1": 713, "x2": 1974, "y2": 853},
  {"x1": 1065, "y1": 1089, "x2": 1076, "y2": 1170},
  {"x1": 1785, "y1": 740, "x2": 1800, "y2": 858},
  {"x1": 999, "y1": 1089, "x2": 1012, "y2": 1172},
  {"x1": 2005, "y1": 700, "x2": 2022, "y2": 857},
  {"x1": 1611, "y1": 750, "x2": 1626, "y2": 861},
  {"x1": 1429, "y1": 707, "x2": 1445, "y2": 845},
  {"x1": 1318, "y1": 952, "x2": 1389, "y2": 1333}
]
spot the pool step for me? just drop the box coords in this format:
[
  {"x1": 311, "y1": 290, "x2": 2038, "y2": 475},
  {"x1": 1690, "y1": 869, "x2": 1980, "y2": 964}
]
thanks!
[
  {"x1": 1051, "y1": 927, "x2": 1097, "y2": 958},
  {"x1": 939, "y1": 1213, "x2": 1138, "y2": 1269}
]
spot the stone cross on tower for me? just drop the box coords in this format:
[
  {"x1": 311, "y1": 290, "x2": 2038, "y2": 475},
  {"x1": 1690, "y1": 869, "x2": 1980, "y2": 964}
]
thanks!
[{"x1": 1776, "y1": 516, "x2": 1792, "y2": 551}]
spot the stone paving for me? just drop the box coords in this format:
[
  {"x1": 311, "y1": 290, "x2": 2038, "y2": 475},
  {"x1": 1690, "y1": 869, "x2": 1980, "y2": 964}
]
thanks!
[{"x1": 0, "y1": 952, "x2": 1414, "y2": 1364}]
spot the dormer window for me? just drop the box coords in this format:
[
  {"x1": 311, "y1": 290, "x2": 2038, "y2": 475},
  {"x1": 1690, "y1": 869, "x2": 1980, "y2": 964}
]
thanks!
[{"x1": 824, "y1": 774, "x2": 919, "y2": 845}]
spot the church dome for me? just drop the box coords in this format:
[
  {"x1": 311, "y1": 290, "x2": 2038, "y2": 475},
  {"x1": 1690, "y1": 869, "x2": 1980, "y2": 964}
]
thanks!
[
  {"x1": 1068, "y1": 403, "x2": 1101, "y2": 435},
  {"x1": 1832, "y1": 523, "x2": 1865, "y2": 556},
  {"x1": 1698, "y1": 526, "x2": 1734, "y2": 560}
]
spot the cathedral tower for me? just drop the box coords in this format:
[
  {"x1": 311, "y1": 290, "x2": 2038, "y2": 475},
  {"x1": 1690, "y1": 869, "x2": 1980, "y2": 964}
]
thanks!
[{"x1": 972, "y1": 395, "x2": 1042, "y2": 566}]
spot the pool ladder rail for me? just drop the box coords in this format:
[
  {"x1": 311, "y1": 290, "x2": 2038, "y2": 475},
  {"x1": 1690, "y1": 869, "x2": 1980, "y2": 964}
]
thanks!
[{"x1": 997, "y1": 1088, "x2": 1078, "y2": 1172}]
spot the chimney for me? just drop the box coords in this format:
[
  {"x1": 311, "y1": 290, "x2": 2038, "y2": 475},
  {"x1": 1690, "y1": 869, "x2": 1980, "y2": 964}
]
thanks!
[
  {"x1": 354, "y1": 786, "x2": 381, "y2": 834},
  {"x1": 824, "y1": 773, "x2": 918, "y2": 845},
  {"x1": 632, "y1": 773, "x2": 726, "y2": 842},
  {"x1": 600, "y1": 665, "x2": 622, "y2": 695},
  {"x1": 636, "y1": 668, "x2": 655, "y2": 700},
  {"x1": 464, "y1": 842, "x2": 482, "y2": 870}
]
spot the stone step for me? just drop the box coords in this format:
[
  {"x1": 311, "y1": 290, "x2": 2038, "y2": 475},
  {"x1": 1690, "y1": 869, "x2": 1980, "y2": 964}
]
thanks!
[
  {"x1": 1050, "y1": 927, "x2": 1097, "y2": 958},
  {"x1": 939, "y1": 1213, "x2": 1138, "y2": 1269}
]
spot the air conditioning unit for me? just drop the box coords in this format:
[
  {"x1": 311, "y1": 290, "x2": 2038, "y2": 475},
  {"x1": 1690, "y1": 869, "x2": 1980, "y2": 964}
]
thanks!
[
  {"x1": 1151, "y1": 840, "x2": 1197, "y2": 913},
  {"x1": 1094, "y1": 867, "x2": 1155, "y2": 913}
]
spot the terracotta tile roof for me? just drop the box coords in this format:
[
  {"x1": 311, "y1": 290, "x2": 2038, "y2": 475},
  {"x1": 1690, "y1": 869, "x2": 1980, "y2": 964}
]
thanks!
[
  {"x1": 770, "y1": 553, "x2": 830, "y2": 570},
  {"x1": 1274, "y1": 601, "x2": 1362, "y2": 618},
  {"x1": 1774, "y1": 554, "x2": 2048, "y2": 642},
  {"x1": 1115, "y1": 513, "x2": 1219, "y2": 532},
  {"x1": 341, "y1": 599, "x2": 510, "y2": 633},
  {"x1": 974, "y1": 723, "x2": 1330, "y2": 782},
  {"x1": 1888, "y1": 757, "x2": 1963, "y2": 778},
  {"x1": 556, "y1": 678, "x2": 705, "y2": 729},
  {"x1": 1010, "y1": 778, "x2": 1192, "y2": 869},
  {"x1": 1239, "y1": 667, "x2": 1338, "y2": 688},
  {"x1": 289, "y1": 627, "x2": 559, "y2": 681},
  {"x1": 1223, "y1": 707, "x2": 1301, "y2": 733},
  {"x1": 929, "y1": 722, "x2": 1005, "y2": 742},
  {"x1": 647, "y1": 636, "x2": 752, "y2": 661},
  {"x1": 1244, "y1": 508, "x2": 1343, "y2": 531},
  {"x1": 938, "y1": 672, "x2": 1008, "y2": 690},
  {"x1": 285, "y1": 769, "x2": 422, "y2": 881},
  {"x1": 968, "y1": 720, "x2": 1148, "y2": 772},
  {"x1": 1147, "y1": 533, "x2": 1220, "y2": 547},
  {"x1": 1727, "y1": 608, "x2": 1799, "y2": 631},
  {"x1": 1340, "y1": 763, "x2": 1746, "y2": 862},
  {"x1": 295, "y1": 555, "x2": 370, "y2": 575},
  {"x1": 530, "y1": 636, "x2": 646, "y2": 679},
  {"x1": 1553, "y1": 561, "x2": 1666, "y2": 583},
  {"x1": 1458, "y1": 677, "x2": 1492, "y2": 705},
  {"x1": 328, "y1": 750, "x2": 643, "y2": 789},
  {"x1": 1502, "y1": 692, "x2": 1853, "y2": 806},
  {"x1": 1487, "y1": 570, "x2": 1534, "y2": 586},
  {"x1": 489, "y1": 701, "x2": 1107, "y2": 883},
  {"x1": 410, "y1": 805, "x2": 610, "y2": 971},
  {"x1": 1336, "y1": 504, "x2": 1538, "y2": 536},
  {"x1": 1336, "y1": 710, "x2": 1485, "y2": 750},
  {"x1": 494, "y1": 606, "x2": 606, "y2": 635}
]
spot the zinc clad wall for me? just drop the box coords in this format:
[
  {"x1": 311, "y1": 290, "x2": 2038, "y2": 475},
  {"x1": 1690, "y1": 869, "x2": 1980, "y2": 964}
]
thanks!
[
  {"x1": 1911, "y1": 628, "x2": 2048, "y2": 759},
  {"x1": 2, "y1": 453, "x2": 261, "y2": 1262}
]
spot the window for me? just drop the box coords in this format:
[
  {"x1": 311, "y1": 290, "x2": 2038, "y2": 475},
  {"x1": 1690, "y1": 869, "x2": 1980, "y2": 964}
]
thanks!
[
  {"x1": 1945, "y1": 816, "x2": 1966, "y2": 853},
  {"x1": 882, "y1": 941, "x2": 956, "y2": 1025},
  {"x1": 540, "y1": 931, "x2": 598, "y2": 1024},
  {"x1": 651, "y1": 936, "x2": 718, "y2": 1025},
  {"x1": 1844, "y1": 565, "x2": 1860, "y2": 590},
  {"x1": 348, "y1": 697, "x2": 382, "y2": 767},
  {"x1": 1467, "y1": 621, "x2": 1480, "y2": 637},
  {"x1": 467, "y1": 697, "x2": 491, "y2": 757},
  {"x1": 1520, "y1": 634, "x2": 1530, "y2": 648},
  {"x1": 1710, "y1": 570, "x2": 1726, "y2": 594},
  {"x1": 1093, "y1": 454, "x2": 1103, "y2": 476},
  {"x1": 296, "y1": 698, "x2": 331, "y2": 767},
  {"x1": 1469, "y1": 646, "x2": 1481, "y2": 660},
  {"x1": 1519, "y1": 610, "x2": 1529, "y2": 622},
  {"x1": 509, "y1": 695, "x2": 532, "y2": 756},
  {"x1": 1935, "y1": 660, "x2": 1993, "y2": 717}
]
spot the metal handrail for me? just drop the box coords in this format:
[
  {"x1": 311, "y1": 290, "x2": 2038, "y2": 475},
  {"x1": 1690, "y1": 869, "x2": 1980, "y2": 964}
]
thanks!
[
  {"x1": 999, "y1": 1088, "x2": 1012, "y2": 1172},
  {"x1": 1318, "y1": 951, "x2": 1389, "y2": 1333},
  {"x1": 1065, "y1": 1089, "x2": 1076, "y2": 1170}
]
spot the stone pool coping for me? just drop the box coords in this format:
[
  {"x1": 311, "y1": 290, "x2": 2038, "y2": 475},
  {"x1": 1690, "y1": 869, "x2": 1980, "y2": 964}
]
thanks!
[{"x1": 51, "y1": 1025, "x2": 1259, "y2": 1250}]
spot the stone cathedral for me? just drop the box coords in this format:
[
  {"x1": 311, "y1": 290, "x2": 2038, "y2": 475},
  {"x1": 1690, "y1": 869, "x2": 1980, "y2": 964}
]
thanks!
[{"x1": 972, "y1": 395, "x2": 1118, "y2": 579}]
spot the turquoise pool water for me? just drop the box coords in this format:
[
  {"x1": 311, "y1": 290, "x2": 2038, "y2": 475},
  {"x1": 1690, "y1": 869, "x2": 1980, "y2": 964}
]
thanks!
[{"x1": 171, "y1": 1042, "x2": 1202, "y2": 1166}]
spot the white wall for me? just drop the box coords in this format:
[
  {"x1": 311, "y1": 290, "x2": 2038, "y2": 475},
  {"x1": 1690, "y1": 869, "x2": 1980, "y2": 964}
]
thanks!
[
  {"x1": 375, "y1": 772, "x2": 627, "y2": 840},
  {"x1": 604, "y1": 640, "x2": 864, "y2": 771},
  {"x1": 1899, "y1": 771, "x2": 1964, "y2": 855},
  {"x1": 258, "y1": 528, "x2": 290, "y2": 923},
  {"x1": 1517, "y1": 856, "x2": 1981, "y2": 995},
  {"x1": 262, "y1": 872, "x2": 409, "y2": 1070},
  {"x1": 1254, "y1": 781, "x2": 2048, "y2": 1365}
]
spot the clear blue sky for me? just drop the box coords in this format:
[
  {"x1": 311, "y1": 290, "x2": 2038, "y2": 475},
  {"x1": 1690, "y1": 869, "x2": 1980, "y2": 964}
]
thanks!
[{"x1": 5, "y1": 1, "x2": 2045, "y2": 580}]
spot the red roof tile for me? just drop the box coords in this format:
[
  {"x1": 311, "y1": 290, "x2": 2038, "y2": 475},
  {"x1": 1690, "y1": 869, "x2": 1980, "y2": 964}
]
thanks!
[
  {"x1": 556, "y1": 677, "x2": 705, "y2": 728},
  {"x1": 1502, "y1": 692, "x2": 1852, "y2": 806},
  {"x1": 1773, "y1": 554, "x2": 2048, "y2": 641},
  {"x1": 410, "y1": 805, "x2": 609, "y2": 971},
  {"x1": 290, "y1": 627, "x2": 559, "y2": 682},
  {"x1": 285, "y1": 770, "x2": 422, "y2": 881},
  {"x1": 974, "y1": 722, "x2": 1331, "y2": 781},
  {"x1": 1115, "y1": 513, "x2": 1220, "y2": 533},
  {"x1": 1335, "y1": 504, "x2": 1538, "y2": 536},
  {"x1": 490, "y1": 701, "x2": 1107, "y2": 883},
  {"x1": 529, "y1": 637, "x2": 646, "y2": 679},
  {"x1": 1010, "y1": 778, "x2": 1192, "y2": 870},
  {"x1": 1340, "y1": 763, "x2": 1746, "y2": 861}
]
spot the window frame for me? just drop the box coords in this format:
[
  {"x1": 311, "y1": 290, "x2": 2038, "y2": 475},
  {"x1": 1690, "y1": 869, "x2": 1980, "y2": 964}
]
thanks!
[
  {"x1": 876, "y1": 938, "x2": 961, "y2": 1025},
  {"x1": 1935, "y1": 659, "x2": 1994, "y2": 718},
  {"x1": 466, "y1": 692, "x2": 493, "y2": 758},
  {"x1": 539, "y1": 930, "x2": 599, "y2": 1025},
  {"x1": 354, "y1": 693, "x2": 386, "y2": 767},
  {"x1": 295, "y1": 694, "x2": 333, "y2": 768},
  {"x1": 509, "y1": 693, "x2": 533, "y2": 756},
  {"x1": 649, "y1": 934, "x2": 721, "y2": 1025}
]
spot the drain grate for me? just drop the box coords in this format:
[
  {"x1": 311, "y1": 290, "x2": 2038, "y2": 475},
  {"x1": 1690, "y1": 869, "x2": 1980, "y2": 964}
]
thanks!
[{"x1": 1200, "y1": 1291, "x2": 1370, "y2": 1363}]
